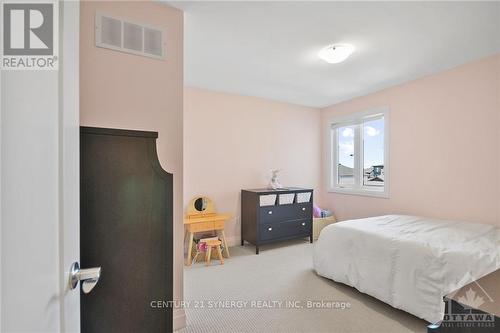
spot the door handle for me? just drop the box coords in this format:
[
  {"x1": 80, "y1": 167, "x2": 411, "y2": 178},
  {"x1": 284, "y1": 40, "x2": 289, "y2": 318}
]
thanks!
[{"x1": 69, "y1": 262, "x2": 101, "y2": 294}]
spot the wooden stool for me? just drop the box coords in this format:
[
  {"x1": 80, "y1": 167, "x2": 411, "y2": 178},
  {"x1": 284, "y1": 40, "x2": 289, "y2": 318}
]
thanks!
[{"x1": 205, "y1": 240, "x2": 224, "y2": 266}]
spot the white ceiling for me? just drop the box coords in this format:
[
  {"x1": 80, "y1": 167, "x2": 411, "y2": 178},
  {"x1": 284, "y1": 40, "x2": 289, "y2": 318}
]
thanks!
[{"x1": 169, "y1": 1, "x2": 500, "y2": 108}]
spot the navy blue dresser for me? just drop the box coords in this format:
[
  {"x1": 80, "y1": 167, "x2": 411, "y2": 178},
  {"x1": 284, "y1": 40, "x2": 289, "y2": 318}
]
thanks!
[{"x1": 241, "y1": 188, "x2": 313, "y2": 254}]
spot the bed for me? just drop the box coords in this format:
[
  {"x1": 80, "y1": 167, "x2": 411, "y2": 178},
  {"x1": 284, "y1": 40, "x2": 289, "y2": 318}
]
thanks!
[{"x1": 313, "y1": 215, "x2": 500, "y2": 323}]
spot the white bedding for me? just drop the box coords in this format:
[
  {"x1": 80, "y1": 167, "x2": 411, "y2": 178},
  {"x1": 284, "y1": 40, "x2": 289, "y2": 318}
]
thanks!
[{"x1": 313, "y1": 215, "x2": 500, "y2": 323}]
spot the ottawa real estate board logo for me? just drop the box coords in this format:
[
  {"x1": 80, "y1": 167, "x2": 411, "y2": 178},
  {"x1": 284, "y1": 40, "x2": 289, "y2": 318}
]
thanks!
[{"x1": 1, "y1": 1, "x2": 58, "y2": 70}]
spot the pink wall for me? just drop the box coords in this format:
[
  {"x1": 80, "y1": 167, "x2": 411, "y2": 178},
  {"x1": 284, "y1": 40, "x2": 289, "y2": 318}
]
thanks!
[
  {"x1": 184, "y1": 88, "x2": 322, "y2": 244},
  {"x1": 321, "y1": 55, "x2": 500, "y2": 226},
  {"x1": 79, "y1": 1, "x2": 185, "y2": 328}
]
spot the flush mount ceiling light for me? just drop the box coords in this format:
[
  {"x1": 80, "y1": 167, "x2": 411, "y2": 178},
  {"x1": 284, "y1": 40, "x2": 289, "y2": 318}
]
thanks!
[{"x1": 318, "y1": 44, "x2": 355, "y2": 64}]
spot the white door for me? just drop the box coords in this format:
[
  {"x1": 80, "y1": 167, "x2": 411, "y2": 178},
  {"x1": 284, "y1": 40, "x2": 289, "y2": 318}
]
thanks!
[{"x1": 0, "y1": 1, "x2": 81, "y2": 332}]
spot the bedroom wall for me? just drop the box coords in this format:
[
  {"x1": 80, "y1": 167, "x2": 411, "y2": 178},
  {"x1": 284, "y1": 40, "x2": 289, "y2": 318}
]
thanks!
[
  {"x1": 79, "y1": 1, "x2": 185, "y2": 329},
  {"x1": 184, "y1": 87, "x2": 322, "y2": 244},
  {"x1": 321, "y1": 54, "x2": 500, "y2": 226}
]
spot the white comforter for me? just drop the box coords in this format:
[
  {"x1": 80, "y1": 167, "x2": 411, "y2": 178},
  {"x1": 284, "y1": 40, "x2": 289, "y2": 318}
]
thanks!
[{"x1": 313, "y1": 215, "x2": 500, "y2": 323}]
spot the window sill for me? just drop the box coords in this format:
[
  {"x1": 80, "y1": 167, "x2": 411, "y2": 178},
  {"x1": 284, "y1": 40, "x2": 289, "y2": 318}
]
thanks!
[{"x1": 327, "y1": 187, "x2": 389, "y2": 199}]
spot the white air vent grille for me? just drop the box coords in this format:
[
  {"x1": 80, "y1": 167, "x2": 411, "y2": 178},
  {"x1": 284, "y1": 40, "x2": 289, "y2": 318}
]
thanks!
[
  {"x1": 100, "y1": 16, "x2": 121, "y2": 48},
  {"x1": 95, "y1": 12, "x2": 165, "y2": 60},
  {"x1": 123, "y1": 22, "x2": 143, "y2": 52},
  {"x1": 144, "y1": 28, "x2": 163, "y2": 57}
]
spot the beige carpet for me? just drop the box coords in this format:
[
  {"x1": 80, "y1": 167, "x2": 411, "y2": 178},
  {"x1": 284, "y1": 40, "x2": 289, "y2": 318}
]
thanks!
[{"x1": 178, "y1": 239, "x2": 427, "y2": 333}]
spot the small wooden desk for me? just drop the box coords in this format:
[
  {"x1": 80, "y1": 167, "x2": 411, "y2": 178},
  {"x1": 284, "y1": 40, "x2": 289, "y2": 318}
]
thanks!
[{"x1": 184, "y1": 214, "x2": 231, "y2": 266}]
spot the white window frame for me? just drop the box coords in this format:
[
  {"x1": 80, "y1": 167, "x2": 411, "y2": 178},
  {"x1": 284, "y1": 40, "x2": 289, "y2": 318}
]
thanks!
[{"x1": 326, "y1": 107, "x2": 390, "y2": 198}]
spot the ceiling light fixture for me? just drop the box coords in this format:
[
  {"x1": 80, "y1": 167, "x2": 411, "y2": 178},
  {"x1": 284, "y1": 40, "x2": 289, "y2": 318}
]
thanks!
[{"x1": 318, "y1": 44, "x2": 355, "y2": 64}]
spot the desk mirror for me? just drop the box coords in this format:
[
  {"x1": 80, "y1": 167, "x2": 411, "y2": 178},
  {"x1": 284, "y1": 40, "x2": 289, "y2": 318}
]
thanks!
[{"x1": 187, "y1": 196, "x2": 215, "y2": 217}]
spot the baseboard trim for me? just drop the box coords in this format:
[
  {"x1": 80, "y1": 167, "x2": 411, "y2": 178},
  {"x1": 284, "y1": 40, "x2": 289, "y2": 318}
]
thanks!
[{"x1": 173, "y1": 308, "x2": 186, "y2": 331}]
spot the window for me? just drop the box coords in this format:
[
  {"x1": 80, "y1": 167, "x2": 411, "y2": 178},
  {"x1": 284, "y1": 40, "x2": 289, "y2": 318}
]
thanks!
[{"x1": 328, "y1": 108, "x2": 389, "y2": 197}]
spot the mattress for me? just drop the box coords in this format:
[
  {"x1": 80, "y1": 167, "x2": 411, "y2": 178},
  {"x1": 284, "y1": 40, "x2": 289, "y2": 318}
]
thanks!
[{"x1": 312, "y1": 215, "x2": 500, "y2": 323}]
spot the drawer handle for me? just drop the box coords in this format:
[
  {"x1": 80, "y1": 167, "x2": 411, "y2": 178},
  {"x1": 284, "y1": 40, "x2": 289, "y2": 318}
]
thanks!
[
  {"x1": 268, "y1": 227, "x2": 273, "y2": 231},
  {"x1": 301, "y1": 222, "x2": 306, "y2": 226},
  {"x1": 268, "y1": 211, "x2": 273, "y2": 215},
  {"x1": 301, "y1": 207, "x2": 306, "y2": 211}
]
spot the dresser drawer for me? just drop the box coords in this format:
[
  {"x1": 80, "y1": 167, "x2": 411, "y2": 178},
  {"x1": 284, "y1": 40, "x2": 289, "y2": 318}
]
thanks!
[
  {"x1": 295, "y1": 203, "x2": 312, "y2": 219},
  {"x1": 259, "y1": 206, "x2": 286, "y2": 224},
  {"x1": 260, "y1": 223, "x2": 280, "y2": 241},
  {"x1": 260, "y1": 219, "x2": 311, "y2": 241},
  {"x1": 187, "y1": 220, "x2": 224, "y2": 233},
  {"x1": 259, "y1": 204, "x2": 312, "y2": 224},
  {"x1": 279, "y1": 219, "x2": 311, "y2": 237}
]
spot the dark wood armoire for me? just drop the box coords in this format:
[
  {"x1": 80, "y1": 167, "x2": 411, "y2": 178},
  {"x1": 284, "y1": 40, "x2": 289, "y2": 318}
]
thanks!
[{"x1": 80, "y1": 127, "x2": 173, "y2": 333}]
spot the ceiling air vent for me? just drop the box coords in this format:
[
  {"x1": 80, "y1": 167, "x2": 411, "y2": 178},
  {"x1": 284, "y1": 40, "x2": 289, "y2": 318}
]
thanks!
[{"x1": 95, "y1": 12, "x2": 165, "y2": 60}]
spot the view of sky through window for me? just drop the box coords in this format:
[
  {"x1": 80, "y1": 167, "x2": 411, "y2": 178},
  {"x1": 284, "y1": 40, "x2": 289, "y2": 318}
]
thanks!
[
  {"x1": 363, "y1": 118, "x2": 384, "y2": 168},
  {"x1": 336, "y1": 117, "x2": 384, "y2": 187}
]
